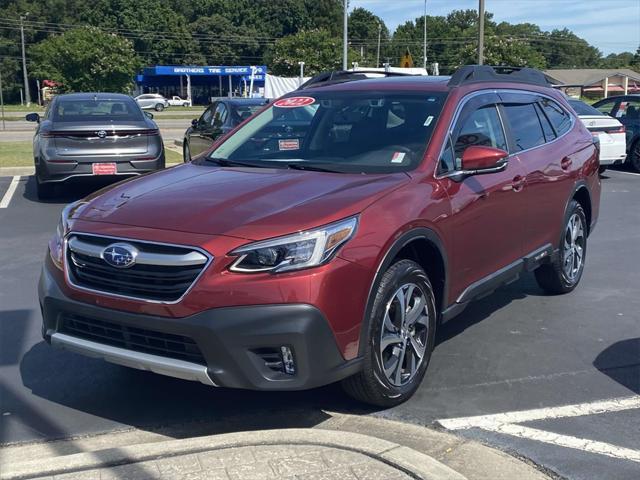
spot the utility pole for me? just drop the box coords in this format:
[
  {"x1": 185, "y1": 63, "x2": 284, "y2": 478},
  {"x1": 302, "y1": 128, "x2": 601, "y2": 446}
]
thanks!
[
  {"x1": 376, "y1": 22, "x2": 382, "y2": 68},
  {"x1": 478, "y1": 0, "x2": 485, "y2": 65},
  {"x1": 342, "y1": 0, "x2": 348, "y2": 70},
  {"x1": 298, "y1": 61, "x2": 305, "y2": 86},
  {"x1": 423, "y1": 0, "x2": 428, "y2": 70},
  {"x1": 20, "y1": 14, "x2": 31, "y2": 106},
  {"x1": 0, "y1": 68, "x2": 6, "y2": 130}
]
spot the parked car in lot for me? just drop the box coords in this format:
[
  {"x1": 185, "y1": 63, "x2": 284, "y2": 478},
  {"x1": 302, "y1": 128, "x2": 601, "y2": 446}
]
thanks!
[
  {"x1": 568, "y1": 99, "x2": 626, "y2": 172},
  {"x1": 135, "y1": 93, "x2": 169, "y2": 111},
  {"x1": 182, "y1": 98, "x2": 267, "y2": 161},
  {"x1": 168, "y1": 95, "x2": 192, "y2": 107},
  {"x1": 26, "y1": 93, "x2": 165, "y2": 199},
  {"x1": 592, "y1": 94, "x2": 640, "y2": 172},
  {"x1": 40, "y1": 66, "x2": 600, "y2": 406}
]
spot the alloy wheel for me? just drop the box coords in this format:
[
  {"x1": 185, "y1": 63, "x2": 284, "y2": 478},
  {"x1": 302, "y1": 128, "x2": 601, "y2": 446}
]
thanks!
[
  {"x1": 563, "y1": 213, "x2": 585, "y2": 282},
  {"x1": 379, "y1": 283, "x2": 430, "y2": 387}
]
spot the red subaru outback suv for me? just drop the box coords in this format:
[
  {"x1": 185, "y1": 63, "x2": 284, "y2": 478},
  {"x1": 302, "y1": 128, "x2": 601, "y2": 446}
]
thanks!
[{"x1": 40, "y1": 66, "x2": 600, "y2": 406}]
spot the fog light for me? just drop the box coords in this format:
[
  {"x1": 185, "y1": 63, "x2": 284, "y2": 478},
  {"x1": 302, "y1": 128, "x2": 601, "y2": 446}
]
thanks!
[{"x1": 280, "y1": 346, "x2": 296, "y2": 375}]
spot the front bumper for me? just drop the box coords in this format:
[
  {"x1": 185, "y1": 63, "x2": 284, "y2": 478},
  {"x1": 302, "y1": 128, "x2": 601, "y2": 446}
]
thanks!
[{"x1": 39, "y1": 262, "x2": 362, "y2": 390}]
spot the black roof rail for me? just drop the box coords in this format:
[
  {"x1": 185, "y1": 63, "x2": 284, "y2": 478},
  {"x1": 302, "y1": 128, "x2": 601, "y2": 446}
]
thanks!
[
  {"x1": 297, "y1": 69, "x2": 419, "y2": 90},
  {"x1": 448, "y1": 65, "x2": 550, "y2": 88}
]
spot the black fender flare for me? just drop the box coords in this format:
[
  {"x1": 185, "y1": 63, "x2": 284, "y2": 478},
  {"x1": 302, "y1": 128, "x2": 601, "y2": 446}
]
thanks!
[{"x1": 357, "y1": 227, "x2": 449, "y2": 357}]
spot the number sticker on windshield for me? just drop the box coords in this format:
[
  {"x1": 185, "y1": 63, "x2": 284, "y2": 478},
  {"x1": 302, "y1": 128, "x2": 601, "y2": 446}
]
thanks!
[
  {"x1": 274, "y1": 97, "x2": 316, "y2": 108},
  {"x1": 279, "y1": 139, "x2": 300, "y2": 151}
]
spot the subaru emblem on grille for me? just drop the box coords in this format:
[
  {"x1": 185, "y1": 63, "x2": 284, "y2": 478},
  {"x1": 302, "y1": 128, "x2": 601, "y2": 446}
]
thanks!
[
  {"x1": 101, "y1": 243, "x2": 138, "y2": 268},
  {"x1": 97, "y1": 130, "x2": 107, "y2": 138}
]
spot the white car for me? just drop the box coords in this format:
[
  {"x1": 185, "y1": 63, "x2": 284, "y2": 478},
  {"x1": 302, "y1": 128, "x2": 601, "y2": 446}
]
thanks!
[
  {"x1": 568, "y1": 99, "x2": 626, "y2": 172},
  {"x1": 168, "y1": 96, "x2": 192, "y2": 107},
  {"x1": 135, "y1": 94, "x2": 169, "y2": 111}
]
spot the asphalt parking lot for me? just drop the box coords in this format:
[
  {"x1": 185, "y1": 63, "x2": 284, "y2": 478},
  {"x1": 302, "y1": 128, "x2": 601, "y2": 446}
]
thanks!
[{"x1": 0, "y1": 168, "x2": 638, "y2": 480}]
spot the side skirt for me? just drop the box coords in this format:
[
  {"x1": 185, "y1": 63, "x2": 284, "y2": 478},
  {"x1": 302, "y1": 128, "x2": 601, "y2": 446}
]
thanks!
[{"x1": 441, "y1": 244, "x2": 554, "y2": 324}]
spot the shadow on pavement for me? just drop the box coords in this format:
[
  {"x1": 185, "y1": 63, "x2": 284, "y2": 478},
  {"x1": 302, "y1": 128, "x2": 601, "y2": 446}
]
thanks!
[
  {"x1": 594, "y1": 338, "x2": 640, "y2": 394},
  {"x1": 18, "y1": 340, "x2": 362, "y2": 444}
]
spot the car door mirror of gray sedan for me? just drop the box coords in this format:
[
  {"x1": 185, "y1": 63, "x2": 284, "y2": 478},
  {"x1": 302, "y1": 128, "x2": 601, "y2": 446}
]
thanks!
[
  {"x1": 25, "y1": 113, "x2": 40, "y2": 122},
  {"x1": 191, "y1": 118, "x2": 199, "y2": 127},
  {"x1": 144, "y1": 111, "x2": 154, "y2": 119}
]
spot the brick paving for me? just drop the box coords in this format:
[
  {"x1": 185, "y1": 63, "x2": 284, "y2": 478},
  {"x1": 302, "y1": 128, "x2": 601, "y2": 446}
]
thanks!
[{"x1": 34, "y1": 444, "x2": 413, "y2": 480}]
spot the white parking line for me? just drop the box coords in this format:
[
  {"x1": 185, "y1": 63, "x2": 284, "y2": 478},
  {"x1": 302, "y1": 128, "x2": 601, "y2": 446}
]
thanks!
[
  {"x1": 438, "y1": 395, "x2": 640, "y2": 462},
  {"x1": 0, "y1": 176, "x2": 20, "y2": 209}
]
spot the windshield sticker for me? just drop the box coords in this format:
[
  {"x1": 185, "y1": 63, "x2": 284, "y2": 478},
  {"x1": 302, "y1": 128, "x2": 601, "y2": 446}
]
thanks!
[
  {"x1": 279, "y1": 139, "x2": 300, "y2": 151},
  {"x1": 391, "y1": 152, "x2": 406, "y2": 163},
  {"x1": 274, "y1": 96, "x2": 316, "y2": 108},
  {"x1": 424, "y1": 115, "x2": 434, "y2": 126}
]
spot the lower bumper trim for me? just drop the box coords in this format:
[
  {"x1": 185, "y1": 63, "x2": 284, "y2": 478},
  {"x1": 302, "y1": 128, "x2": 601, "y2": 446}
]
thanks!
[{"x1": 50, "y1": 332, "x2": 216, "y2": 386}]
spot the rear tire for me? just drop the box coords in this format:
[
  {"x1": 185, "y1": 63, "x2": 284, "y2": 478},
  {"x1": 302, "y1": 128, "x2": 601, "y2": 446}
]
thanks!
[
  {"x1": 36, "y1": 180, "x2": 56, "y2": 200},
  {"x1": 535, "y1": 200, "x2": 587, "y2": 295},
  {"x1": 629, "y1": 140, "x2": 640, "y2": 173},
  {"x1": 342, "y1": 259, "x2": 436, "y2": 407},
  {"x1": 598, "y1": 165, "x2": 607, "y2": 174},
  {"x1": 155, "y1": 103, "x2": 164, "y2": 112}
]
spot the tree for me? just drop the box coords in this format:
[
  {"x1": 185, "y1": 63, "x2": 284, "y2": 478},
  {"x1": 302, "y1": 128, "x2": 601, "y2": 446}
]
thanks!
[
  {"x1": 264, "y1": 29, "x2": 356, "y2": 76},
  {"x1": 348, "y1": 7, "x2": 389, "y2": 66},
  {"x1": 543, "y1": 29, "x2": 601, "y2": 68},
  {"x1": 29, "y1": 27, "x2": 139, "y2": 92}
]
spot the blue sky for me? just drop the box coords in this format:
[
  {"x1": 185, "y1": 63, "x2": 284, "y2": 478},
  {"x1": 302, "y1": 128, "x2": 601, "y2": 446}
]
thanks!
[{"x1": 353, "y1": 0, "x2": 640, "y2": 55}]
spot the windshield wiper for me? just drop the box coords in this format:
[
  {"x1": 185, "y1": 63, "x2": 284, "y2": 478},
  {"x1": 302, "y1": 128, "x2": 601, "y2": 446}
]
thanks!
[
  {"x1": 286, "y1": 163, "x2": 342, "y2": 173},
  {"x1": 204, "y1": 157, "x2": 271, "y2": 169}
]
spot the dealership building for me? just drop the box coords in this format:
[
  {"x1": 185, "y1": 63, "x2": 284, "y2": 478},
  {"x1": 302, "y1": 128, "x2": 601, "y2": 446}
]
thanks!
[{"x1": 135, "y1": 65, "x2": 266, "y2": 104}]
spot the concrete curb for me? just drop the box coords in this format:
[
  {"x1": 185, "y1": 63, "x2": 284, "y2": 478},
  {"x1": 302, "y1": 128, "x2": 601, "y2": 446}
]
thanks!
[{"x1": 0, "y1": 428, "x2": 466, "y2": 480}]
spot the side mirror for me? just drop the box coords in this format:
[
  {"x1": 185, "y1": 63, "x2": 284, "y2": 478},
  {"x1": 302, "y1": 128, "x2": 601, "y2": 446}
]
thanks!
[
  {"x1": 460, "y1": 145, "x2": 509, "y2": 175},
  {"x1": 25, "y1": 113, "x2": 40, "y2": 122},
  {"x1": 144, "y1": 111, "x2": 154, "y2": 119},
  {"x1": 191, "y1": 118, "x2": 199, "y2": 127}
]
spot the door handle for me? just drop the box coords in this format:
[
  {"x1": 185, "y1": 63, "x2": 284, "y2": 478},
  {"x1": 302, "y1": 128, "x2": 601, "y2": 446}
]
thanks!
[
  {"x1": 561, "y1": 157, "x2": 573, "y2": 170},
  {"x1": 512, "y1": 175, "x2": 526, "y2": 192}
]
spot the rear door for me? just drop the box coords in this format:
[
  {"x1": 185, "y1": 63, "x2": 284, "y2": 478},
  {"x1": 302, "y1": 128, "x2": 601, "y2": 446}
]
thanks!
[
  {"x1": 438, "y1": 93, "x2": 527, "y2": 300},
  {"x1": 189, "y1": 105, "x2": 215, "y2": 157},
  {"x1": 611, "y1": 98, "x2": 640, "y2": 155},
  {"x1": 499, "y1": 92, "x2": 577, "y2": 254}
]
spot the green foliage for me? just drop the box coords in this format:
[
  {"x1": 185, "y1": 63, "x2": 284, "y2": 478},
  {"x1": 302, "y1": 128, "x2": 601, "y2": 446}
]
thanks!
[
  {"x1": 0, "y1": 0, "x2": 636, "y2": 103},
  {"x1": 264, "y1": 29, "x2": 356, "y2": 76},
  {"x1": 29, "y1": 26, "x2": 139, "y2": 92}
]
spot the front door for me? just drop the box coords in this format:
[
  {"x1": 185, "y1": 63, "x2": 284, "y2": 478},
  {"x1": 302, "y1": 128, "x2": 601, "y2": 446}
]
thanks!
[{"x1": 437, "y1": 93, "x2": 527, "y2": 302}]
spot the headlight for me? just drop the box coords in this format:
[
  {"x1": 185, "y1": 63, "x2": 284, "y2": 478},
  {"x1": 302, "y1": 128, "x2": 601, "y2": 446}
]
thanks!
[
  {"x1": 229, "y1": 216, "x2": 358, "y2": 273},
  {"x1": 49, "y1": 200, "x2": 86, "y2": 269}
]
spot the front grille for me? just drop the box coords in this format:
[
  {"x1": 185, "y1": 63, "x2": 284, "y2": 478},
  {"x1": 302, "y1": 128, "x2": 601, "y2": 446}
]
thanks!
[
  {"x1": 66, "y1": 234, "x2": 210, "y2": 302},
  {"x1": 59, "y1": 313, "x2": 207, "y2": 365}
]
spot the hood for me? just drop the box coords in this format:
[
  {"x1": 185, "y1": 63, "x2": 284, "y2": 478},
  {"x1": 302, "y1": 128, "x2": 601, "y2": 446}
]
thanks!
[{"x1": 75, "y1": 163, "x2": 409, "y2": 240}]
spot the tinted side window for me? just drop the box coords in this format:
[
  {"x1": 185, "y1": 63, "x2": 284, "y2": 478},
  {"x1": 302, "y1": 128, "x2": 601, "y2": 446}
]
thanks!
[
  {"x1": 214, "y1": 103, "x2": 228, "y2": 125},
  {"x1": 540, "y1": 98, "x2": 571, "y2": 136},
  {"x1": 503, "y1": 103, "x2": 546, "y2": 152},
  {"x1": 453, "y1": 105, "x2": 507, "y2": 168},
  {"x1": 200, "y1": 106, "x2": 214, "y2": 125},
  {"x1": 616, "y1": 100, "x2": 640, "y2": 120},
  {"x1": 439, "y1": 136, "x2": 455, "y2": 173},
  {"x1": 535, "y1": 103, "x2": 556, "y2": 142},
  {"x1": 595, "y1": 99, "x2": 617, "y2": 116}
]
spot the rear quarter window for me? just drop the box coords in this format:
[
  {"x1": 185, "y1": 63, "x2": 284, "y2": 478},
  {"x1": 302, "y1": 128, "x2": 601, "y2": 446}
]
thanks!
[
  {"x1": 503, "y1": 103, "x2": 546, "y2": 152},
  {"x1": 540, "y1": 98, "x2": 572, "y2": 136}
]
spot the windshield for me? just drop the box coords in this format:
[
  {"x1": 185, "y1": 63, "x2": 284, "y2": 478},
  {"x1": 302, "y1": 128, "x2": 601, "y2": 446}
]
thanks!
[
  {"x1": 569, "y1": 100, "x2": 604, "y2": 116},
  {"x1": 52, "y1": 98, "x2": 144, "y2": 122},
  {"x1": 209, "y1": 91, "x2": 447, "y2": 173}
]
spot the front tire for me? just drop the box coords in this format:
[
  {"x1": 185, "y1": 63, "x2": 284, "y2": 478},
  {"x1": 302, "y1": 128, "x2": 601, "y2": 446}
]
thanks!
[
  {"x1": 183, "y1": 140, "x2": 191, "y2": 162},
  {"x1": 155, "y1": 103, "x2": 164, "y2": 112},
  {"x1": 342, "y1": 259, "x2": 436, "y2": 407},
  {"x1": 598, "y1": 165, "x2": 607, "y2": 174},
  {"x1": 535, "y1": 200, "x2": 587, "y2": 294}
]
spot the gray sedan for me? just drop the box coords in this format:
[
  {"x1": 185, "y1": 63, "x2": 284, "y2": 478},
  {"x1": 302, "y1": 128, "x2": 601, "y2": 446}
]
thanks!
[{"x1": 26, "y1": 93, "x2": 165, "y2": 199}]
